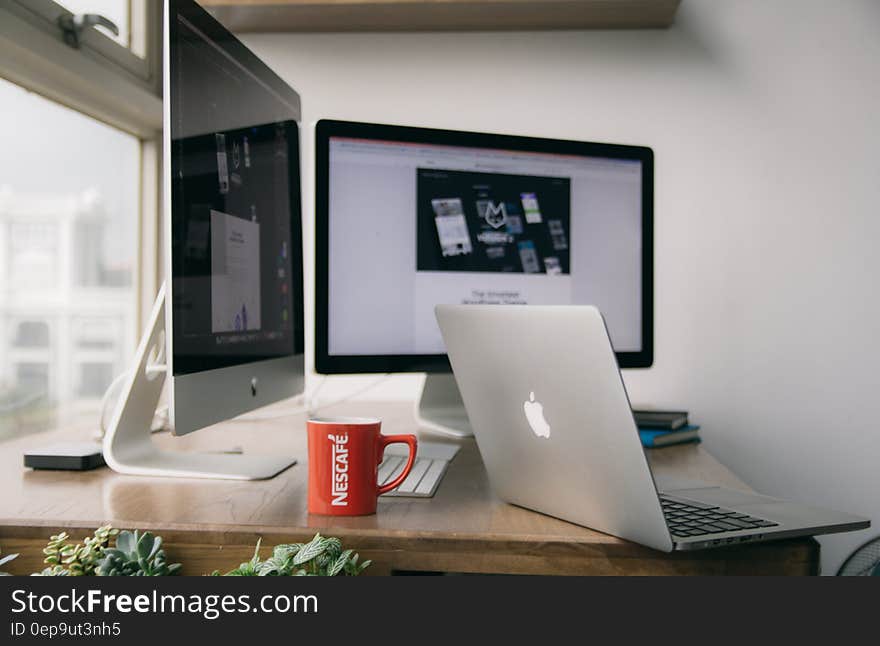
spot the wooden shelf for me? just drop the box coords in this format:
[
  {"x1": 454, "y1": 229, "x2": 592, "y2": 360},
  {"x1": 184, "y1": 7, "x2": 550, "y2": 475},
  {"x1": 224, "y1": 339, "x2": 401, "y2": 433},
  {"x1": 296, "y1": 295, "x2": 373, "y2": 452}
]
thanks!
[{"x1": 199, "y1": 0, "x2": 681, "y2": 33}]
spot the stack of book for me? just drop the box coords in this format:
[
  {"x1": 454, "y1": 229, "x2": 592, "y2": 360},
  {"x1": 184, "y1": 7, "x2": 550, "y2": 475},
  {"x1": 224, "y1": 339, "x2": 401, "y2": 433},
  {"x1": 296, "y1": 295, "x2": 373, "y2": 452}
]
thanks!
[{"x1": 632, "y1": 409, "x2": 700, "y2": 448}]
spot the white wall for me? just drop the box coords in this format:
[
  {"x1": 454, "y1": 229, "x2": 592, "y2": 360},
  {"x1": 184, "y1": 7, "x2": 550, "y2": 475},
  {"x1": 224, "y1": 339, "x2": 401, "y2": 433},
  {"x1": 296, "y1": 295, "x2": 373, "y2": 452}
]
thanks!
[{"x1": 242, "y1": 0, "x2": 880, "y2": 574}]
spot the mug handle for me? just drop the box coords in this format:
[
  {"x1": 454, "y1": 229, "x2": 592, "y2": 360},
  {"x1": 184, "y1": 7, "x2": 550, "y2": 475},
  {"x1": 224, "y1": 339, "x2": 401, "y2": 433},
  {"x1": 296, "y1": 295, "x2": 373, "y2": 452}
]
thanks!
[{"x1": 376, "y1": 434, "x2": 418, "y2": 495}]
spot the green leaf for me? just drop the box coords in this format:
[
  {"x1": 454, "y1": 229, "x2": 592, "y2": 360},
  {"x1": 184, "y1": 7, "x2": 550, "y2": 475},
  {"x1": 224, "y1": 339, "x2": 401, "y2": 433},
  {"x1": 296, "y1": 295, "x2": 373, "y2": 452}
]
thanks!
[
  {"x1": 249, "y1": 538, "x2": 263, "y2": 566},
  {"x1": 273, "y1": 543, "x2": 302, "y2": 560},
  {"x1": 115, "y1": 531, "x2": 135, "y2": 554},
  {"x1": 327, "y1": 550, "x2": 351, "y2": 576},
  {"x1": 144, "y1": 534, "x2": 162, "y2": 560},
  {"x1": 293, "y1": 534, "x2": 327, "y2": 566},
  {"x1": 323, "y1": 537, "x2": 342, "y2": 557},
  {"x1": 136, "y1": 533, "x2": 154, "y2": 560}
]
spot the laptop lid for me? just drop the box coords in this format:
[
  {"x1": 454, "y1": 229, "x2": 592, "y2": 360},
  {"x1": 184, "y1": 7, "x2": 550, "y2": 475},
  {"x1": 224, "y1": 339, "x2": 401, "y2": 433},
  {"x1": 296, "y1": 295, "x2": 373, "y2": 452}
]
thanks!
[{"x1": 435, "y1": 304, "x2": 673, "y2": 552}]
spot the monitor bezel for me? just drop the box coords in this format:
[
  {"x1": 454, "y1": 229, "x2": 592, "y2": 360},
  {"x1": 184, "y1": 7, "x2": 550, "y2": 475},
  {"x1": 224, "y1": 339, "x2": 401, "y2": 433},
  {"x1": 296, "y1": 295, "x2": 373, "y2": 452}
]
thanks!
[
  {"x1": 314, "y1": 119, "x2": 654, "y2": 374},
  {"x1": 167, "y1": 0, "x2": 305, "y2": 377},
  {"x1": 164, "y1": 0, "x2": 306, "y2": 436}
]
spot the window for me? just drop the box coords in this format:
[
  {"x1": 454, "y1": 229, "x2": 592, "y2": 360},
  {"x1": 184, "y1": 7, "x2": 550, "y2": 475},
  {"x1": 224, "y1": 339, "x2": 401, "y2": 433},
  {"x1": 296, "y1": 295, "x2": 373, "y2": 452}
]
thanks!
[
  {"x1": 3, "y1": 0, "x2": 161, "y2": 91},
  {"x1": 0, "y1": 1, "x2": 162, "y2": 138},
  {"x1": 0, "y1": 0, "x2": 159, "y2": 437},
  {"x1": 14, "y1": 321, "x2": 50, "y2": 348},
  {"x1": 15, "y1": 364, "x2": 50, "y2": 399},
  {"x1": 0, "y1": 78, "x2": 139, "y2": 435},
  {"x1": 76, "y1": 363, "x2": 115, "y2": 398},
  {"x1": 54, "y1": 0, "x2": 139, "y2": 56}
]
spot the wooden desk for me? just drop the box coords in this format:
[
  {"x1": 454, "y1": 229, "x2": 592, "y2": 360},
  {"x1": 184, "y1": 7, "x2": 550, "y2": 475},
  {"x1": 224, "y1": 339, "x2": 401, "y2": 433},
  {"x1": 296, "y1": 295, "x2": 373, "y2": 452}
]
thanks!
[{"x1": 0, "y1": 401, "x2": 818, "y2": 575}]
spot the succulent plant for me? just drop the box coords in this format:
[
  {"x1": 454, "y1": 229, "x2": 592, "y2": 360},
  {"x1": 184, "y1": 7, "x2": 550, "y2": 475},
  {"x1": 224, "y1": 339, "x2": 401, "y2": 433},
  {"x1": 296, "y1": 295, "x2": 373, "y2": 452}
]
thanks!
[
  {"x1": 0, "y1": 547, "x2": 18, "y2": 576},
  {"x1": 37, "y1": 525, "x2": 118, "y2": 576},
  {"x1": 215, "y1": 533, "x2": 370, "y2": 576},
  {"x1": 96, "y1": 530, "x2": 181, "y2": 576},
  {"x1": 25, "y1": 525, "x2": 364, "y2": 577}
]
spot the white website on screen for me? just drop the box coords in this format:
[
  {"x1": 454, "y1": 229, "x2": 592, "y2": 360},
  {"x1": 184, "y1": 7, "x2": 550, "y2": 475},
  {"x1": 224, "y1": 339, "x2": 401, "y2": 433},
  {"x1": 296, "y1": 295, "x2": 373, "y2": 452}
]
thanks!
[{"x1": 327, "y1": 137, "x2": 643, "y2": 356}]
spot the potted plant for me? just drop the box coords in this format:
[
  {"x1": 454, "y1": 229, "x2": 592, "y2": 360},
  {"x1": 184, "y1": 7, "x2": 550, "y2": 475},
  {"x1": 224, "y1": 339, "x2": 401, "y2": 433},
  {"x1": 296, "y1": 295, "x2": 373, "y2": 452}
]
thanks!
[{"x1": 216, "y1": 533, "x2": 371, "y2": 576}]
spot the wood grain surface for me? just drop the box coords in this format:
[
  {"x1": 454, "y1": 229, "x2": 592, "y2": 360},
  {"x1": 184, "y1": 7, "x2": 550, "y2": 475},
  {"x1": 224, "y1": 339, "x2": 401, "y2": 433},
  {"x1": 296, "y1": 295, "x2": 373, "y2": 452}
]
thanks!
[{"x1": 0, "y1": 400, "x2": 817, "y2": 575}]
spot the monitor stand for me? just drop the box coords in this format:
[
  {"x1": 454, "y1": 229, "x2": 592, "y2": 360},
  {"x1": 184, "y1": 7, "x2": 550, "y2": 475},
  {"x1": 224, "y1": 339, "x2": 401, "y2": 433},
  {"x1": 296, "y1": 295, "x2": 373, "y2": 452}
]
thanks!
[
  {"x1": 102, "y1": 283, "x2": 296, "y2": 480},
  {"x1": 414, "y1": 373, "x2": 473, "y2": 438}
]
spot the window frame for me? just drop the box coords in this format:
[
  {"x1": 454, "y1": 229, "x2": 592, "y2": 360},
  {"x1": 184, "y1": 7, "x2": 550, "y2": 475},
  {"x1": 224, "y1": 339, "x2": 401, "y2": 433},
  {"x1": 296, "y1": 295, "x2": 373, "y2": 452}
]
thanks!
[
  {"x1": 0, "y1": 0, "x2": 164, "y2": 335},
  {"x1": 3, "y1": 0, "x2": 162, "y2": 96}
]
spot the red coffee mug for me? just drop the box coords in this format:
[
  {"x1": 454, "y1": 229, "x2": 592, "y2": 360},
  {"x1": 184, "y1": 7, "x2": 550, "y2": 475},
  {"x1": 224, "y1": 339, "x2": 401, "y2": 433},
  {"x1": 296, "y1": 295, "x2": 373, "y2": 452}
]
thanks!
[{"x1": 307, "y1": 417, "x2": 417, "y2": 516}]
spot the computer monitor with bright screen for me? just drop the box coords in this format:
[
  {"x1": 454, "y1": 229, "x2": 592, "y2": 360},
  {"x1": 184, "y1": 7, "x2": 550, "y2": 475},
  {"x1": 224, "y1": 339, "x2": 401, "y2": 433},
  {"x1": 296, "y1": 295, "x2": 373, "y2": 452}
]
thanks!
[
  {"x1": 315, "y1": 120, "x2": 653, "y2": 377},
  {"x1": 167, "y1": 0, "x2": 304, "y2": 440}
]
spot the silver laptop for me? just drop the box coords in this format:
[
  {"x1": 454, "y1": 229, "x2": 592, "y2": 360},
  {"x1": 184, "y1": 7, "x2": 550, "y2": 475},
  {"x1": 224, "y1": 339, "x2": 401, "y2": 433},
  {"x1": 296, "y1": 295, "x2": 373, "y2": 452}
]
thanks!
[{"x1": 436, "y1": 304, "x2": 869, "y2": 552}]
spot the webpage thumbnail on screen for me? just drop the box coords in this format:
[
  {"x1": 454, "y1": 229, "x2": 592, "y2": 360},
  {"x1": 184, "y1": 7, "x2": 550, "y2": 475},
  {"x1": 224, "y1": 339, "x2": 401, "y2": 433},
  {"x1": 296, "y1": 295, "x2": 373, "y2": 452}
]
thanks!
[
  {"x1": 417, "y1": 169, "x2": 571, "y2": 277},
  {"x1": 327, "y1": 137, "x2": 643, "y2": 356}
]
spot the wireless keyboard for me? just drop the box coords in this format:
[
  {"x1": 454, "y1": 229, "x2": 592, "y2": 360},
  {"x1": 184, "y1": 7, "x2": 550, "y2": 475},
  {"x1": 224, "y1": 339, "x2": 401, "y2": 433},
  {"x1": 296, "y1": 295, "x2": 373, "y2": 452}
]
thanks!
[{"x1": 378, "y1": 454, "x2": 449, "y2": 498}]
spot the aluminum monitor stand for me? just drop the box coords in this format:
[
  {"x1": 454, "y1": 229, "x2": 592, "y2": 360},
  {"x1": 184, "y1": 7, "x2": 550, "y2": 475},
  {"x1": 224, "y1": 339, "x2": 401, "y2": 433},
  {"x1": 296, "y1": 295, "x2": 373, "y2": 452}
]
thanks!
[
  {"x1": 414, "y1": 373, "x2": 473, "y2": 438},
  {"x1": 102, "y1": 283, "x2": 296, "y2": 480}
]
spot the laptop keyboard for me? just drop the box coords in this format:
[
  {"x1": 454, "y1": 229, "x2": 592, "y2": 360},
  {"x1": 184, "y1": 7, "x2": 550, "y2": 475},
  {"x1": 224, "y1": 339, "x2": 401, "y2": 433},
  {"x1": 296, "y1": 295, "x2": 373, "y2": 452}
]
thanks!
[{"x1": 660, "y1": 495, "x2": 779, "y2": 539}]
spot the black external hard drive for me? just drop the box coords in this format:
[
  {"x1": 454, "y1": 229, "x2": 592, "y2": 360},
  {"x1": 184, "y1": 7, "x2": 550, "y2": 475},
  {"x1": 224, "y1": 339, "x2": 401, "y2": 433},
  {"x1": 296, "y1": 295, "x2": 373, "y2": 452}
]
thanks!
[{"x1": 24, "y1": 442, "x2": 105, "y2": 471}]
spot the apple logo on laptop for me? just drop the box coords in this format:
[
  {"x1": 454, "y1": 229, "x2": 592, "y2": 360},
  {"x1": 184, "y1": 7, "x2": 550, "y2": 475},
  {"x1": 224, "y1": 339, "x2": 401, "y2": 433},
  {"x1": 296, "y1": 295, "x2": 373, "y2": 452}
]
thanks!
[{"x1": 523, "y1": 392, "x2": 551, "y2": 439}]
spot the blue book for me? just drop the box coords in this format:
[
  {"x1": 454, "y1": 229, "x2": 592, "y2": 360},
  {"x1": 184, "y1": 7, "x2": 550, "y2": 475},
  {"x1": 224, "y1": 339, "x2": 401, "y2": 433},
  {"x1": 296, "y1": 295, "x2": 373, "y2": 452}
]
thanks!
[{"x1": 639, "y1": 425, "x2": 701, "y2": 448}]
